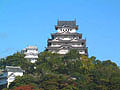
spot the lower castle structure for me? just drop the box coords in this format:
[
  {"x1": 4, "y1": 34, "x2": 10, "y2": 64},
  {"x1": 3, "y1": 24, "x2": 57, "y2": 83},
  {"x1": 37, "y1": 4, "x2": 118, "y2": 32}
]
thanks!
[{"x1": 22, "y1": 46, "x2": 38, "y2": 63}]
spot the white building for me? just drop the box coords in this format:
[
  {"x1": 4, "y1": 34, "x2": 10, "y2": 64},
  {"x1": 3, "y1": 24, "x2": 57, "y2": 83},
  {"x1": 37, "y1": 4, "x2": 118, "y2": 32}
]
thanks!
[
  {"x1": 0, "y1": 66, "x2": 25, "y2": 88},
  {"x1": 22, "y1": 46, "x2": 39, "y2": 63}
]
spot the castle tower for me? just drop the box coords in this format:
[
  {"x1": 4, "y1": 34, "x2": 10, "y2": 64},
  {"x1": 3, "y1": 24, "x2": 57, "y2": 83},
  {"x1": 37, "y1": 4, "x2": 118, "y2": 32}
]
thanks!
[
  {"x1": 46, "y1": 20, "x2": 88, "y2": 55},
  {"x1": 22, "y1": 46, "x2": 38, "y2": 63}
]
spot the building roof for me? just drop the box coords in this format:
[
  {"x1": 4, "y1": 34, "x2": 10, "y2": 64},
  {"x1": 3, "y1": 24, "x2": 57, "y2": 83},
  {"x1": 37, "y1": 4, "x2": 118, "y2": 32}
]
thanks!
[
  {"x1": 48, "y1": 39, "x2": 86, "y2": 43},
  {"x1": 47, "y1": 46, "x2": 87, "y2": 50},
  {"x1": 51, "y1": 32, "x2": 82, "y2": 36},
  {"x1": 55, "y1": 20, "x2": 78, "y2": 30},
  {"x1": 58, "y1": 21, "x2": 76, "y2": 26},
  {"x1": 5, "y1": 66, "x2": 25, "y2": 72},
  {"x1": 26, "y1": 46, "x2": 38, "y2": 49}
]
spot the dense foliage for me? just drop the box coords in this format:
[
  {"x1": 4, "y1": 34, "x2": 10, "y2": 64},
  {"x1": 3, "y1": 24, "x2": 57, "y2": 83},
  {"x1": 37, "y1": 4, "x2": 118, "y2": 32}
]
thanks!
[{"x1": 0, "y1": 50, "x2": 120, "y2": 90}]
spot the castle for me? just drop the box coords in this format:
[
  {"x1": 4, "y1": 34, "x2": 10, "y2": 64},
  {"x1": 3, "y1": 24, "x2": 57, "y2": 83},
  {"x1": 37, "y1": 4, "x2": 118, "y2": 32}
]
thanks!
[{"x1": 46, "y1": 20, "x2": 88, "y2": 55}]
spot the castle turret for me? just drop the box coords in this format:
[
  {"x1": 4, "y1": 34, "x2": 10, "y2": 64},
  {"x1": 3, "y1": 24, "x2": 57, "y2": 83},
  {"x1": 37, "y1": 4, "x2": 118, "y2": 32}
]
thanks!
[{"x1": 22, "y1": 46, "x2": 38, "y2": 63}]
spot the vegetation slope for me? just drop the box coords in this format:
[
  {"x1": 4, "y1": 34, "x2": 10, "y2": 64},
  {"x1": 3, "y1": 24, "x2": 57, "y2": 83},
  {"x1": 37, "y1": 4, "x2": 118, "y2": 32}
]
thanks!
[{"x1": 0, "y1": 50, "x2": 120, "y2": 90}]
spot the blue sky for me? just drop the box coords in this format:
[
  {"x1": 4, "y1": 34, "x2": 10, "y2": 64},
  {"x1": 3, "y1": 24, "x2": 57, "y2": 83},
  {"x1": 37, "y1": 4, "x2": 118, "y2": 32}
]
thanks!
[{"x1": 0, "y1": 0, "x2": 120, "y2": 65}]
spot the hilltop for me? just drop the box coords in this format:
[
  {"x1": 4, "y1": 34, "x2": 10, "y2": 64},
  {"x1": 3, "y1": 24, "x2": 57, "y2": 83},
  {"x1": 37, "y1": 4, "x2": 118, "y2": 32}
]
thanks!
[{"x1": 0, "y1": 50, "x2": 120, "y2": 90}]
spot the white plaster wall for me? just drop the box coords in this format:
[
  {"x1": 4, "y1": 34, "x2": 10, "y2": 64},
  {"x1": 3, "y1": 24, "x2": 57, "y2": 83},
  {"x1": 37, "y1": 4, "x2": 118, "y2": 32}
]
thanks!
[
  {"x1": 8, "y1": 72, "x2": 23, "y2": 77},
  {"x1": 25, "y1": 50, "x2": 38, "y2": 54},
  {"x1": 31, "y1": 59, "x2": 37, "y2": 63},
  {"x1": 58, "y1": 28, "x2": 76, "y2": 33},
  {"x1": 60, "y1": 38, "x2": 71, "y2": 40},
  {"x1": 57, "y1": 49, "x2": 69, "y2": 54},
  {"x1": 25, "y1": 55, "x2": 38, "y2": 58},
  {"x1": 70, "y1": 29, "x2": 76, "y2": 33},
  {"x1": 79, "y1": 51, "x2": 85, "y2": 54},
  {"x1": 51, "y1": 44, "x2": 61, "y2": 47},
  {"x1": 58, "y1": 29, "x2": 62, "y2": 33},
  {"x1": 72, "y1": 45, "x2": 83, "y2": 47},
  {"x1": 8, "y1": 72, "x2": 23, "y2": 83}
]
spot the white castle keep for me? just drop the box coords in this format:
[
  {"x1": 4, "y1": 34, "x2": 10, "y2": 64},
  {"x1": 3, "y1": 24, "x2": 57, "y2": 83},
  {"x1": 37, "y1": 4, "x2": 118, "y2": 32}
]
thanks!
[
  {"x1": 22, "y1": 46, "x2": 39, "y2": 63},
  {"x1": 46, "y1": 20, "x2": 88, "y2": 55}
]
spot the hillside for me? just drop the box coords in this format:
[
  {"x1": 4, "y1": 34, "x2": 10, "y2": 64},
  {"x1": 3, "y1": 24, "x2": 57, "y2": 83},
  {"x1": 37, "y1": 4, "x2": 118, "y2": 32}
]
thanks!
[{"x1": 0, "y1": 50, "x2": 120, "y2": 90}]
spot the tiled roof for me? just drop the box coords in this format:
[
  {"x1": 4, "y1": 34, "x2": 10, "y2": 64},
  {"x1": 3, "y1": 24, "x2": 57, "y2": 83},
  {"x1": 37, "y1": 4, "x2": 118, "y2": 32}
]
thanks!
[
  {"x1": 51, "y1": 33, "x2": 82, "y2": 36},
  {"x1": 55, "y1": 20, "x2": 78, "y2": 30},
  {"x1": 48, "y1": 39, "x2": 86, "y2": 43},
  {"x1": 57, "y1": 21, "x2": 76, "y2": 26},
  {"x1": 5, "y1": 66, "x2": 25, "y2": 72}
]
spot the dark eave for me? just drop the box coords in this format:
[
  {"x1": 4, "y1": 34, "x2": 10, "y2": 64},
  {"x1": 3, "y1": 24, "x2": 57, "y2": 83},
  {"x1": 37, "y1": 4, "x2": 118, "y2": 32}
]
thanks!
[
  {"x1": 48, "y1": 39, "x2": 86, "y2": 43},
  {"x1": 51, "y1": 33, "x2": 82, "y2": 37},
  {"x1": 55, "y1": 26, "x2": 78, "y2": 30},
  {"x1": 47, "y1": 46, "x2": 88, "y2": 50}
]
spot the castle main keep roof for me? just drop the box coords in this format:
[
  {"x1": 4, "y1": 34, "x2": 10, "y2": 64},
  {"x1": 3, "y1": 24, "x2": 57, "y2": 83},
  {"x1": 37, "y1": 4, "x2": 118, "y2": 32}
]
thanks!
[{"x1": 55, "y1": 20, "x2": 78, "y2": 30}]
